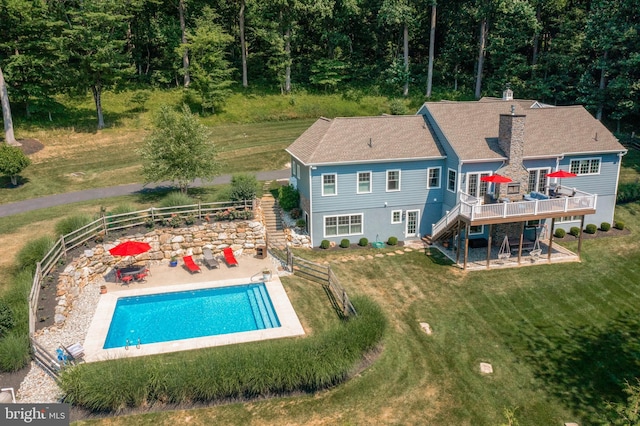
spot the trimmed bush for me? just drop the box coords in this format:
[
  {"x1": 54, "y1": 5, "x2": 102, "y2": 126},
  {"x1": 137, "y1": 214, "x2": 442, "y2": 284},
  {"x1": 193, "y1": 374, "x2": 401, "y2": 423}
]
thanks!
[
  {"x1": 55, "y1": 214, "x2": 93, "y2": 236},
  {"x1": 585, "y1": 224, "x2": 597, "y2": 234},
  {"x1": 554, "y1": 228, "x2": 566, "y2": 238},
  {"x1": 289, "y1": 208, "x2": 302, "y2": 219},
  {"x1": 16, "y1": 236, "x2": 55, "y2": 272},
  {"x1": 320, "y1": 240, "x2": 330, "y2": 249},
  {"x1": 295, "y1": 219, "x2": 306, "y2": 228},
  {"x1": 159, "y1": 192, "x2": 195, "y2": 208},
  {"x1": 0, "y1": 301, "x2": 15, "y2": 338},
  {"x1": 387, "y1": 236, "x2": 398, "y2": 246},
  {"x1": 229, "y1": 173, "x2": 259, "y2": 201},
  {"x1": 615, "y1": 220, "x2": 625, "y2": 230},
  {"x1": 340, "y1": 239, "x2": 350, "y2": 248},
  {"x1": 277, "y1": 185, "x2": 299, "y2": 211},
  {"x1": 58, "y1": 296, "x2": 387, "y2": 412},
  {"x1": 600, "y1": 222, "x2": 611, "y2": 232},
  {"x1": 359, "y1": 238, "x2": 369, "y2": 247},
  {"x1": 569, "y1": 227, "x2": 581, "y2": 237}
]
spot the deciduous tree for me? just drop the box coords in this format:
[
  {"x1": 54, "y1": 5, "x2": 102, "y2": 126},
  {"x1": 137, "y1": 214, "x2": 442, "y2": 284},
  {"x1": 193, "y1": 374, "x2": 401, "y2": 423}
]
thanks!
[
  {"x1": 0, "y1": 144, "x2": 30, "y2": 185},
  {"x1": 139, "y1": 105, "x2": 219, "y2": 193}
]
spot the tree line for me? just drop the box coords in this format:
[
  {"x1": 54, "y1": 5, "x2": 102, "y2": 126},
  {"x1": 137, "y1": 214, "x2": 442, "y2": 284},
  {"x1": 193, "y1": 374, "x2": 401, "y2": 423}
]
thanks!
[{"x1": 0, "y1": 0, "x2": 638, "y2": 134}]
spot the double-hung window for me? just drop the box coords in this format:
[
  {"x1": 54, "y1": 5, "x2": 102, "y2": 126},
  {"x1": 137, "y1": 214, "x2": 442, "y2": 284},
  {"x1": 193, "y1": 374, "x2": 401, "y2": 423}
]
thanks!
[
  {"x1": 447, "y1": 169, "x2": 457, "y2": 193},
  {"x1": 357, "y1": 171, "x2": 372, "y2": 194},
  {"x1": 387, "y1": 170, "x2": 400, "y2": 191},
  {"x1": 427, "y1": 167, "x2": 441, "y2": 188},
  {"x1": 324, "y1": 214, "x2": 363, "y2": 237},
  {"x1": 322, "y1": 174, "x2": 337, "y2": 196},
  {"x1": 570, "y1": 158, "x2": 600, "y2": 175}
]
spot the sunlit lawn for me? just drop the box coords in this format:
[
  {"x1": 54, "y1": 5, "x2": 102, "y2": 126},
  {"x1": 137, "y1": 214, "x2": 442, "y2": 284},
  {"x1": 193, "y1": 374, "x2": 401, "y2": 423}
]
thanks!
[{"x1": 68, "y1": 203, "x2": 640, "y2": 425}]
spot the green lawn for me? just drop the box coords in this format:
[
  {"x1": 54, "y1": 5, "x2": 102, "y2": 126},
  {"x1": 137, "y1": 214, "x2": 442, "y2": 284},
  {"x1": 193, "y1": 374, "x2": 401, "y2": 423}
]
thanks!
[{"x1": 67, "y1": 202, "x2": 640, "y2": 426}]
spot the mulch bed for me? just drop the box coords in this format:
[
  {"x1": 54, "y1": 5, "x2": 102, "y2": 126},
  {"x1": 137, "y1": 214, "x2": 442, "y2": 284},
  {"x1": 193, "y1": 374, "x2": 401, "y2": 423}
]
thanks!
[
  {"x1": 15, "y1": 139, "x2": 45, "y2": 155},
  {"x1": 555, "y1": 226, "x2": 630, "y2": 241}
]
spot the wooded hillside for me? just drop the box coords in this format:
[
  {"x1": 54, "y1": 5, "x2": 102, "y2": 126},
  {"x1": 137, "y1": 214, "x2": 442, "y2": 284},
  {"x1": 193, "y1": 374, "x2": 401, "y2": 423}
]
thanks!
[{"x1": 0, "y1": 0, "x2": 638, "y2": 130}]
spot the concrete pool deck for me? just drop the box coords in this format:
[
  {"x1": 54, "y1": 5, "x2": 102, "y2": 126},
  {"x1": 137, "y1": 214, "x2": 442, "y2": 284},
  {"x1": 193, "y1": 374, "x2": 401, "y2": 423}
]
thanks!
[{"x1": 83, "y1": 255, "x2": 305, "y2": 362}]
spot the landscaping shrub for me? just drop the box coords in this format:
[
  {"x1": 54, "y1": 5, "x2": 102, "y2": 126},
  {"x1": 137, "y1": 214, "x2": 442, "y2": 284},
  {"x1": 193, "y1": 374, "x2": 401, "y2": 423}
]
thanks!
[
  {"x1": 58, "y1": 296, "x2": 387, "y2": 412},
  {"x1": 340, "y1": 239, "x2": 350, "y2": 248},
  {"x1": 554, "y1": 228, "x2": 566, "y2": 238},
  {"x1": 15, "y1": 236, "x2": 55, "y2": 272},
  {"x1": 569, "y1": 227, "x2": 581, "y2": 237},
  {"x1": 387, "y1": 236, "x2": 398, "y2": 246},
  {"x1": 585, "y1": 224, "x2": 597, "y2": 234},
  {"x1": 106, "y1": 204, "x2": 138, "y2": 228},
  {"x1": 55, "y1": 214, "x2": 93, "y2": 236},
  {"x1": 289, "y1": 208, "x2": 302, "y2": 219},
  {"x1": 0, "y1": 332, "x2": 31, "y2": 372},
  {"x1": 0, "y1": 301, "x2": 15, "y2": 338},
  {"x1": 359, "y1": 238, "x2": 369, "y2": 247},
  {"x1": 615, "y1": 220, "x2": 625, "y2": 230},
  {"x1": 600, "y1": 222, "x2": 611, "y2": 232},
  {"x1": 320, "y1": 240, "x2": 330, "y2": 249},
  {"x1": 229, "y1": 173, "x2": 259, "y2": 201},
  {"x1": 159, "y1": 191, "x2": 195, "y2": 208},
  {"x1": 277, "y1": 185, "x2": 299, "y2": 211},
  {"x1": 617, "y1": 182, "x2": 640, "y2": 204},
  {"x1": 295, "y1": 219, "x2": 306, "y2": 228}
]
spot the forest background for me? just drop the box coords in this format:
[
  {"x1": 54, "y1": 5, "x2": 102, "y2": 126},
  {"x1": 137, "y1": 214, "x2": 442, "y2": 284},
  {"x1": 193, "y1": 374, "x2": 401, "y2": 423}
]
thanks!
[{"x1": 0, "y1": 0, "x2": 638, "y2": 136}]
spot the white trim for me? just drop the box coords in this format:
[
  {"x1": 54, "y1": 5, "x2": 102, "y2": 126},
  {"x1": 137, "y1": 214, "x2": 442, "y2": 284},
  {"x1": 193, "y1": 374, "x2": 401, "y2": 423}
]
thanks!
[
  {"x1": 357, "y1": 171, "x2": 372, "y2": 194},
  {"x1": 321, "y1": 173, "x2": 337, "y2": 196},
  {"x1": 465, "y1": 171, "x2": 492, "y2": 197},
  {"x1": 405, "y1": 209, "x2": 420, "y2": 237},
  {"x1": 391, "y1": 210, "x2": 402, "y2": 224},
  {"x1": 291, "y1": 160, "x2": 296, "y2": 177},
  {"x1": 323, "y1": 214, "x2": 364, "y2": 238},
  {"x1": 296, "y1": 163, "x2": 300, "y2": 178},
  {"x1": 386, "y1": 169, "x2": 401, "y2": 192},
  {"x1": 447, "y1": 168, "x2": 457, "y2": 193},
  {"x1": 469, "y1": 225, "x2": 484, "y2": 235},
  {"x1": 570, "y1": 157, "x2": 601, "y2": 175},
  {"x1": 527, "y1": 167, "x2": 551, "y2": 193},
  {"x1": 427, "y1": 167, "x2": 441, "y2": 189}
]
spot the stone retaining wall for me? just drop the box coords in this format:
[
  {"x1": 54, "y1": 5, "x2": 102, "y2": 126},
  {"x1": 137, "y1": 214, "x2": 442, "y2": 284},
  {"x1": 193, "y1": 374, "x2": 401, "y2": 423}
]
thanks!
[{"x1": 52, "y1": 220, "x2": 265, "y2": 325}]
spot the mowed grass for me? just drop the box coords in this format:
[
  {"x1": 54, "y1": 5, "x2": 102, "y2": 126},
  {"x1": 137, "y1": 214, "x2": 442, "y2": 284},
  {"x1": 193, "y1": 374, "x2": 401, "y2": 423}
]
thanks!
[{"x1": 72, "y1": 203, "x2": 640, "y2": 425}]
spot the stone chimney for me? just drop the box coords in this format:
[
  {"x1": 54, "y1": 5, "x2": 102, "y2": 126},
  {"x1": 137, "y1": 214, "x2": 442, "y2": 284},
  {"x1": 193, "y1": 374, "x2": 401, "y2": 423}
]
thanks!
[{"x1": 496, "y1": 109, "x2": 529, "y2": 200}]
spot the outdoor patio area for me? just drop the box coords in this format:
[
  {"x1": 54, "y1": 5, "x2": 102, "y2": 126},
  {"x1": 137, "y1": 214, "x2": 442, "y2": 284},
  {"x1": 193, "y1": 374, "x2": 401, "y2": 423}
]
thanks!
[{"x1": 434, "y1": 240, "x2": 579, "y2": 271}]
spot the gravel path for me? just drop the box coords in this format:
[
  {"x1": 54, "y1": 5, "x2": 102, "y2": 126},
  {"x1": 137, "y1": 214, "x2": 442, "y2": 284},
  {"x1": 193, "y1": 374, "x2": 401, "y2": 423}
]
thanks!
[{"x1": 17, "y1": 277, "x2": 104, "y2": 403}]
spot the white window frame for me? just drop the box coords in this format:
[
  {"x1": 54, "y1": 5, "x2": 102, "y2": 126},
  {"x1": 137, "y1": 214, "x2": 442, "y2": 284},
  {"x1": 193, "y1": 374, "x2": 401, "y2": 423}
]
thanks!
[
  {"x1": 391, "y1": 210, "x2": 402, "y2": 224},
  {"x1": 447, "y1": 168, "x2": 457, "y2": 193},
  {"x1": 405, "y1": 209, "x2": 420, "y2": 237},
  {"x1": 386, "y1": 169, "x2": 401, "y2": 192},
  {"x1": 469, "y1": 225, "x2": 484, "y2": 235},
  {"x1": 296, "y1": 163, "x2": 300, "y2": 177},
  {"x1": 570, "y1": 157, "x2": 601, "y2": 176},
  {"x1": 427, "y1": 167, "x2": 441, "y2": 189},
  {"x1": 357, "y1": 171, "x2": 372, "y2": 194},
  {"x1": 322, "y1": 173, "x2": 337, "y2": 196},
  {"x1": 323, "y1": 214, "x2": 364, "y2": 237},
  {"x1": 466, "y1": 172, "x2": 491, "y2": 197},
  {"x1": 557, "y1": 215, "x2": 581, "y2": 223},
  {"x1": 528, "y1": 168, "x2": 550, "y2": 193},
  {"x1": 291, "y1": 161, "x2": 296, "y2": 177}
]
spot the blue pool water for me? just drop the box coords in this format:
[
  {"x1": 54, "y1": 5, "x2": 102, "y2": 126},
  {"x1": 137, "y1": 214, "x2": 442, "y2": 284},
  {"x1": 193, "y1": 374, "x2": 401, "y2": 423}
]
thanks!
[{"x1": 103, "y1": 283, "x2": 281, "y2": 349}]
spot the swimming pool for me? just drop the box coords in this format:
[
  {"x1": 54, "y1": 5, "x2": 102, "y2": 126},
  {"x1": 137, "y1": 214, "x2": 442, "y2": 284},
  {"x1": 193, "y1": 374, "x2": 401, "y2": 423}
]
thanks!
[{"x1": 104, "y1": 283, "x2": 281, "y2": 349}]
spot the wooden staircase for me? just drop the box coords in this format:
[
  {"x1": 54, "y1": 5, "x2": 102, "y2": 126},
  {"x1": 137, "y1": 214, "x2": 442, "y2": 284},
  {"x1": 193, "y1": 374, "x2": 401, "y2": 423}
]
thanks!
[{"x1": 261, "y1": 192, "x2": 287, "y2": 249}]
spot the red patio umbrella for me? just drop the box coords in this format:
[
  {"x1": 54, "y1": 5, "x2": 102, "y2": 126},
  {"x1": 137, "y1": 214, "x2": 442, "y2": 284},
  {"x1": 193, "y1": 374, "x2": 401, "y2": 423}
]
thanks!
[
  {"x1": 480, "y1": 174, "x2": 512, "y2": 183},
  {"x1": 109, "y1": 241, "x2": 151, "y2": 257},
  {"x1": 546, "y1": 169, "x2": 577, "y2": 188}
]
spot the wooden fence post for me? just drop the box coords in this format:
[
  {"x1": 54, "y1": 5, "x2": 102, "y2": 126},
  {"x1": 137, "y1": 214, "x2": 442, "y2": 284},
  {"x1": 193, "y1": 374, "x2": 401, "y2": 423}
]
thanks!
[{"x1": 60, "y1": 235, "x2": 67, "y2": 257}]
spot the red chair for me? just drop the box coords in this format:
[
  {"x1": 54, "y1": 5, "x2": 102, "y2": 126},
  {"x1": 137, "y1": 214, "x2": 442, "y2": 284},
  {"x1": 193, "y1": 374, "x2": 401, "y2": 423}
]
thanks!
[
  {"x1": 120, "y1": 275, "x2": 134, "y2": 285},
  {"x1": 222, "y1": 247, "x2": 238, "y2": 267},
  {"x1": 135, "y1": 269, "x2": 148, "y2": 282},
  {"x1": 183, "y1": 255, "x2": 201, "y2": 273}
]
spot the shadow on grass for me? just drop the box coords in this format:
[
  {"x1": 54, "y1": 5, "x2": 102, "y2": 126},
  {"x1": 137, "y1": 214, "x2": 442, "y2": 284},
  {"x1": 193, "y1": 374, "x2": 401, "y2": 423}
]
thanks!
[
  {"x1": 423, "y1": 248, "x2": 455, "y2": 266},
  {"x1": 515, "y1": 313, "x2": 640, "y2": 420}
]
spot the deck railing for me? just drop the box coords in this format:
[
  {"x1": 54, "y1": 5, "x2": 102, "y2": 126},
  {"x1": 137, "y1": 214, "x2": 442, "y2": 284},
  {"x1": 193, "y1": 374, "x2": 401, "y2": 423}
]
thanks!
[{"x1": 431, "y1": 191, "x2": 597, "y2": 241}]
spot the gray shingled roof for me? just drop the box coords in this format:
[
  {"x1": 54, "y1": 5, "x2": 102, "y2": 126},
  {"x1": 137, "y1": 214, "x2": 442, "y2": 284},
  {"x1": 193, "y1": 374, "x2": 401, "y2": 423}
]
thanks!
[
  {"x1": 423, "y1": 100, "x2": 625, "y2": 161},
  {"x1": 285, "y1": 115, "x2": 445, "y2": 165}
]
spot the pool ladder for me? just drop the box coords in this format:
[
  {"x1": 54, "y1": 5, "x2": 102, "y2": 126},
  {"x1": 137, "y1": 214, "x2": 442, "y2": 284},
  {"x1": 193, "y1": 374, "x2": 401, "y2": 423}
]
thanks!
[{"x1": 124, "y1": 338, "x2": 142, "y2": 350}]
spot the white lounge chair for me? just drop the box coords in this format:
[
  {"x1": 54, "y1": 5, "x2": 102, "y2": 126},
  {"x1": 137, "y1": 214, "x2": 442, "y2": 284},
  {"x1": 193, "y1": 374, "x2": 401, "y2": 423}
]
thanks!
[{"x1": 64, "y1": 342, "x2": 85, "y2": 363}]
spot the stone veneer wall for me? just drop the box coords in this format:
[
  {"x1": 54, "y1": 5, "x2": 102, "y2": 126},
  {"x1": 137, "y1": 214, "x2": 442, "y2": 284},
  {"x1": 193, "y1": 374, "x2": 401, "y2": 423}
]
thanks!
[
  {"x1": 51, "y1": 220, "x2": 265, "y2": 325},
  {"x1": 497, "y1": 113, "x2": 530, "y2": 201}
]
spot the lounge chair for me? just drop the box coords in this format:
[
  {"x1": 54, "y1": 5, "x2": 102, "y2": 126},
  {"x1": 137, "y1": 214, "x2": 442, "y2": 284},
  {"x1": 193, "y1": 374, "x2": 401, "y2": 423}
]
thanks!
[
  {"x1": 183, "y1": 255, "x2": 202, "y2": 273},
  {"x1": 63, "y1": 342, "x2": 85, "y2": 363},
  {"x1": 223, "y1": 247, "x2": 238, "y2": 267},
  {"x1": 202, "y1": 248, "x2": 219, "y2": 269}
]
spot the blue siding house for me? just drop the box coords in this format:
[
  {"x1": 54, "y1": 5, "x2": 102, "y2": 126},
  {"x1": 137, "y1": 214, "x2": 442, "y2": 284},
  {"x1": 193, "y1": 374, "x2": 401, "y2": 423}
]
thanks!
[{"x1": 286, "y1": 91, "x2": 627, "y2": 262}]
